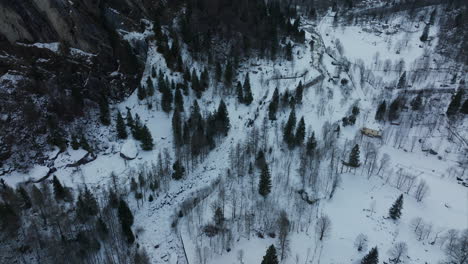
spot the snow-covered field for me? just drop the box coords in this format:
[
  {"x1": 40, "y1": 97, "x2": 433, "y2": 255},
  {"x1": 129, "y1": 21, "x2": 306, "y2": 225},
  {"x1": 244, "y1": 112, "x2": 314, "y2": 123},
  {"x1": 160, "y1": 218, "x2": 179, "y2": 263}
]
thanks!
[{"x1": 2, "y1": 6, "x2": 467, "y2": 264}]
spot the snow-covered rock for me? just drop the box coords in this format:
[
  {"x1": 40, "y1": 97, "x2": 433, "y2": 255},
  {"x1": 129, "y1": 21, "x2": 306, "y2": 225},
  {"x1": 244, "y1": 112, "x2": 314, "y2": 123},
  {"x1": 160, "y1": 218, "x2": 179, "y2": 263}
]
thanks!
[{"x1": 120, "y1": 140, "x2": 139, "y2": 160}]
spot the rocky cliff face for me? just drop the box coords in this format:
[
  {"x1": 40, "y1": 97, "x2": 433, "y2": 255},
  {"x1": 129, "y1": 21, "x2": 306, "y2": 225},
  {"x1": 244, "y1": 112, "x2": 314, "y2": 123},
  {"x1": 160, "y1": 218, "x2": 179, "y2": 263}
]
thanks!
[{"x1": 0, "y1": 0, "x2": 156, "y2": 171}]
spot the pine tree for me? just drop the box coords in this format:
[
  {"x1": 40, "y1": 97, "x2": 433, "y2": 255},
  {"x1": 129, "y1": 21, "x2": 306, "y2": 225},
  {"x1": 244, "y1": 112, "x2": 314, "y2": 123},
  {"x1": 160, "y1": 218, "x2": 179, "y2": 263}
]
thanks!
[
  {"x1": 174, "y1": 88, "x2": 184, "y2": 112},
  {"x1": 99, "y1": 95, "x2": 111, "y2": 126},
  {"x1": 132, "y1": 114, "x2": 143, "y2": 140},
  {"x1": 126, "y1": 109, "x2": 134, "y2": 128},
  {"x1": 446, "y1": 90, "x2": 463, "y2": 116},
  {"x1": 236, "y1": 81, "x2": 244, "y2": 103},
  {"x1": 261, "y1": 245, "x2": 279, "y2": 264},
  {"x1": 158, "y1": 72, "x2": 166, "y2": 92},
  {"x1": 389, "y1": 194, "x2": 403, "y2": 220},
  {"x1": 216, "y1": 100, "x2": 230, "y2": 135},
  {"x1": 283, "y1": 108, "x2": 296, "y2": 148},
  {"x1": 295, "y1": 117, "x2": 306, "y2": 146},
  {"x1": 137, "y1": 85, "x2": 147, "y2": 100},
  {"x1": 200, "y1": 68, "x2": 209, "y2": 91},
  {"x1": 151, "y1": 66, "x2": 157, "y2": 78},
  {"x1": 116, "y1": 111, "x2": 128, "y2": 139},
  {"x1": 268, "y1": 88, "x2": 280, "y2": 120},
  {"x1": 184, "y1": 66, "x2": 191, "y2": 83},
  {"x1": 118, "y1": 199, "x2": 135, "y2": 244},
  {"x1": 172, "y1": 160, "x2": 185, "y2": 180},
  {"x1": 361, "y1": 247, "x2": 378, "y2": 264},
  {"x1": 17, "y1": 187, "x2": 32, "y2": 209},
  {"x1": 52, "y1": 176, "x2": 66, "y2": 201},
  {"x1": 146, "y1": 77, "x2": 154, "y2": 97},
  {"x1": 388, "y1": 98, "x2": 402, "y2": 121},
  {"x1": 348, "y1": 144, "x2": 361, "y2": 168},
  {"x1": 215, "y1": 62, "x2": 222, "y2": 82},
  {"x1": 71, "y1": 135, "x2": 80, "y2": 150},
  {"x1": 213, "y1": 207, "x2": 224, "y2": 226},
  {"x1": 259, "y1": 164, "x2": 272, "y2": 197},
  {"x1": 420, "y1": 25, "x2": 429, "y2": 42},
  {"x1": 83, "y1": 187, "x2": 98, "y2": 216},
  {"x1": 295, "y1": 81, "x2": 303, "y2": 104},
  {"x1": 461, "y1": 99, "x2": 468, "y2": 114},
  {"x1": 243, "y1": 73, "x2": 253, "y2": 105},
  {"x1": 306, "y1": 132, "x2": 317, "y2": 155},
  {"x1": 411, "y1": 93, "x2": 423, "y2": 111},
  {"x1": 224, "y1": 61, "x2": 233, "y2": 86},
  {"x1": 172, "y1": 110, "x2": 183, "y2": 147},
  {"x1": 161, "y1": 89, "x2": 173, "y2": 112},
  {"x1": 140, "y1": 125, "x2": 154, "y2": 151},
  {"x1": 397, "y1": 72, "x2": 406, "y2": 89},
  {"x1": 375, "y1": 101, "x2": 386, "y2": 121}
]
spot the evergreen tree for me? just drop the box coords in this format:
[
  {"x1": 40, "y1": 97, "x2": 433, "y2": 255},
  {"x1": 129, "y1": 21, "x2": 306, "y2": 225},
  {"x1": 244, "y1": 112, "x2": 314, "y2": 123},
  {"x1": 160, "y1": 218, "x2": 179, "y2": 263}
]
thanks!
[
  {"x1": 375, "y1": 101, "x2": 386, "y2": 121},
  {"x1": 151, "y1": 66, "x2": 156, "y2": 78},
  {"x1": 172, "y1": 110, "x2": 183, "y2": 147},
  {"x1": 397, "y1": 72, "x2": 406, "y2": 89},
  {"x1": 99, "y1": 95, "x2": 110, "y2": 126},
  {"x1": 116, "y1": 111, "x2": 128, "y2": 139},
  {"x1": 261, "y1": 245, "x2": 279, "y2": 264},
  {"x1": 216, "y1": 100, "x2": 230, "y2": 135},
  {"x1": 224, "y1": 61, "x2": 233, "y2": 87},
  {"x1": 243, "y1": 73, "x2": 253, "y2": 105},
  {"x1": 461, "y1": 99, "x2": 468, "y2": 114},
  {"x1": 389, "y1": 194, "x2": 403, "y2": 220},
  {"x1": 213, "y1": 207, "x2": 224, "y2": 226},
  {"x1": 295, "y1": 117, "x2": 306, "y2": 146},
  {"x1": 17, "y1": 187, "x2": 32, "y2": 209},
  {"x1": 118, "y1": 199, "x2": 135, "y2": 244},
  {"x1": 283, "y1": 108, "x2": 297, "y2": 148},
  {"x1": 420, "y1": 25, "x2": 429, "y2": 42},
  {"x1": 140, "y1": 125, "x2": 154, "y2": 151},
  {"x1": 161, "y1": 89, "x2": 173, "y2": 112},
  {"x1": 83, "y1": 187, "x2": 98, "y2": 216},
  {"x1": 411, "y1": 93, "x2": 423, "y2": 111},
  {"x1": 268, "y1": 88, "x2": 280, "y2": 120},
  {"x1": 52, "y1": 176, "x2": 66, "y2": 201},
  {"x1": 388, "y1": 98, "x2": 402, "y2": 121},
  {"x1": 215, "y1": 62, "x2": 222, "y2": 82},
  {"x1": 236, "y1": 81, "x2": 244, "y2": 103},
  {"x1": 200, "y1": 68, "x2": 209, "y2": 90},
  {"x1": 446, "y1": 90, "x2": 463, "y2": 116},
  {"x1": 137, "y1": 85, "x2": 147, "y2": 100},
  {"x1": 306, "y1": 132, "x2": 317, "y2": 156},
  {"x1": 259, "y1": 164, "x2": 272, "y2": 197},
  {"x1": 172, "y1": 160, "x2": 185, "y2": 180},
  {"x1": 132, "y1": 114, "x2": 143, "y2": 140},
  {"x1": 183, "y1": 66, "x2": 191, "y2": 83},
  {"x1": 71, "y1": 135, "x2": 80, "y2": 150},
  {"x1": 158, "y1": 72, "x2": 166, "y2": 92},
  {"x1": 174, "y1": 88, "x2": 184, "y2": 112},
  {"x1": 361, "y1": 247, "x2": 379, "y2": 264},
  {"x1": 295, "y1": 81, "x2": 303, "y2": 104},
  {"x1": 348, "y1": 144, "x2": 361, "y2": 168},
  {"x1": 146, "y1": 77, "x2": 154, "y2": 97},
  {"x1": 126, "y1": 109, "x2": 134, "y2": 128}
]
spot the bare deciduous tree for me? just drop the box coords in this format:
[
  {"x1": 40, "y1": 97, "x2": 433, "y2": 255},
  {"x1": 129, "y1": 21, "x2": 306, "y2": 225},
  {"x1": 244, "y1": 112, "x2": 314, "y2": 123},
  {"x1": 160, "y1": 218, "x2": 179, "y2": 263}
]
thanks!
[
  {"x1": 315, "y1": 215, "x2": 332, "y2": 242},
  {"x1": 354, "y1": 233, "x2": 368, "y2": 252},
  {"x1": 278, "y1": 211, "x2": 290, "y2": 260},
  {"x1": 388, "y1": 242, "x2": 408, "y2": 263},
  {"x1": 414, "y1": 179, "x2": 429, "y2": 202}
]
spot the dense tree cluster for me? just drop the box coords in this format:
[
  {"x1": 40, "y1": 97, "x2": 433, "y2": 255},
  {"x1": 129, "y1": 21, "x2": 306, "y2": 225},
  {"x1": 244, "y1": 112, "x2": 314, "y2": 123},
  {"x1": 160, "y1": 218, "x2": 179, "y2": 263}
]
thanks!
[{"x1": 172, "y1": 100, "x2": 230, "y2": 163}]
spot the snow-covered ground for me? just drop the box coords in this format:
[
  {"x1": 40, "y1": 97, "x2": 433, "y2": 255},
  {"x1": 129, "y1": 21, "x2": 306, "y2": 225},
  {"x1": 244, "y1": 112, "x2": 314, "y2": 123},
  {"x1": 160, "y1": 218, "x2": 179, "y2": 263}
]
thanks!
[{"x1": 2, "y1": 5, "x2": 466, "y2": 264}]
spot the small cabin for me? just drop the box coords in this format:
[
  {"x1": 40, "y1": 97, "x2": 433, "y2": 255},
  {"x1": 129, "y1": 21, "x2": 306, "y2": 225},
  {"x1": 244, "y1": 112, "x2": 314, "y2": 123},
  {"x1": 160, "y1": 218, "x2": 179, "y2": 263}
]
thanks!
[{"x1": 361, "y1": 127, "x2": 381, "y2": 138}]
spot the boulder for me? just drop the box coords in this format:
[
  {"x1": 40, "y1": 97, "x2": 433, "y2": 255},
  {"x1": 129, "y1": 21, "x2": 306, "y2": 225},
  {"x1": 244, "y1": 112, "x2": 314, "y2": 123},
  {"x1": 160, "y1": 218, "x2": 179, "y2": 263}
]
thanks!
[{"x1": 120, "y1": 140, "x2": 138, "y2": 160}]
